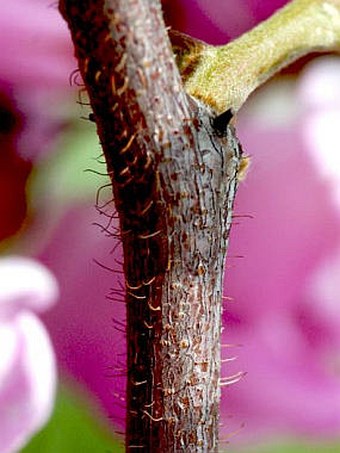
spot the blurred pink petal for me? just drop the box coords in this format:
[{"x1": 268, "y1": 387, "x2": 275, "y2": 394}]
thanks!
[
  {"x1": 221, "y1": 130, "x2": 340, "y2": 441},
  {"x1": 306, "y1": 250, "x2": 340, "y2": 342},
  {"x1": 0, "y1": 1, "x2": 77, "y2": 161},
  {"x1": 299, "y1": 57, "x2": 340, "y2": 208},
  {"x1": 298, "y1": 57, "x2": 340, "y2": 109},
  {"x1": 1, "y1": 1, "x2": 74, "y2": 91},
  {"x1": 171, "y1": 0, "x2": 289, "y2": 43},
  {"x1": 195, "y1": 0, "x2": 256, "y2": 38},
  {"x1": 0, "y1": 257, "x2": 58, "y2": 453},
  {"x1": 0, "y1": 257, "x2": 58, "y2": 319},
  {"x1": 217, "y1": 59, "x2": 340, "y2": 442}
]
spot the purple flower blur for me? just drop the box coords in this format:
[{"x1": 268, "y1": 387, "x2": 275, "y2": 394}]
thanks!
[{"x1": 0, "y1": 257, "x2": 58, "y2": 453}]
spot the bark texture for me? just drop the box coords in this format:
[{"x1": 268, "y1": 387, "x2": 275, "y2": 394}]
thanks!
[{"x1": 59, "y1": 0, "x2": 242, "y2": 451}]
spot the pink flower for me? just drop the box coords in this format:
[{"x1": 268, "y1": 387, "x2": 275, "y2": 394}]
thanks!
[{"x1": 0, "y1": 257, "x2": 58, "y2": 453}]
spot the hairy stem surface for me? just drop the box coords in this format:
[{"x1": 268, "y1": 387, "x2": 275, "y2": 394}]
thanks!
[{"x1": 59, "y1": 0, "x2": 242, "y2": 451}]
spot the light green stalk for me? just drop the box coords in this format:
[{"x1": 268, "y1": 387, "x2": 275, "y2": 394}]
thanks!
[{"x1": 183, "y1": 0, "x2": 340, "y2": 113}]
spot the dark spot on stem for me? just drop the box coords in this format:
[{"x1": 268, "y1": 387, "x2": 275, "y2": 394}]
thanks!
[{"x1": 212, "y1": 109, "x2": 233, "y2": 135}]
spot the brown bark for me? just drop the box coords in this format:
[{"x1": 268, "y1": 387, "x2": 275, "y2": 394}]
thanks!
[{"x1": 59, "y1": 0, "x2": 242, "y2": 451}]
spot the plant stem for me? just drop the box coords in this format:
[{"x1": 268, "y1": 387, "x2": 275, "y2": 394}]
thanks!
[
  {"x1": 185, "y1": 0, "x2": 340, "y2": 112},
  {"x1": 59, "y1": 0, "x2": 242, "y2": 451}
]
